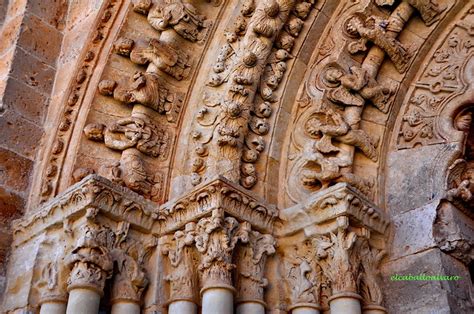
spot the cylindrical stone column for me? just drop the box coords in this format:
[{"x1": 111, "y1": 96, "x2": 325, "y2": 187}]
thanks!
[
  {"x1": 111, "y1": 301, "x2": 140, "y2": 314},
  {"x1": 289, "y1": 303, "x2": 321, "y2": 314},
  {"x1": 362, "y1": 304, "x2": 388, "y2": 314},
  {"x1": 329, "y1": 292, "x2": 362, "y2": 314},
  {"x1": 40, "y1": 301, "x2": 67, "y2": 314},
  {"x1": 66, "y1": 288, "x2": 101, "y2": 314},
  {"x1": 236, "y1": 301, "x2": 265, "y2": 314},
  {"x1": 201, "y1": 287, "x2": 234, "y2": 314},
  {"x1": 169, "y1": 300, "x2": 198, "y2": 314}
]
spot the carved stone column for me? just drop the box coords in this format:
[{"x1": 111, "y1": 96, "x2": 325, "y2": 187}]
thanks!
[
  {"x1": 65, "y1": 220, "x2": 114, "y2": 314},
  {"x1": 194, "y1": 209, "x2": 250, "y2": 314},
  {"x1": 161, "y1": 223, "x2": 199, "y2": 314},
  {"x1": 235, "y1": 230, "x2": 276, "y2": 314}
]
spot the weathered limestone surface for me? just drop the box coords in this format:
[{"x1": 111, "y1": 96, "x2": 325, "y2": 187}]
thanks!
[{"x1": 0, "y1": 0, "x2": 473, "y2": 313}]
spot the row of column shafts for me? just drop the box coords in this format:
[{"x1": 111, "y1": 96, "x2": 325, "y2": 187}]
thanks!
[{"x1": 39, "y1": 286, "x2": 384, "y2": 313}]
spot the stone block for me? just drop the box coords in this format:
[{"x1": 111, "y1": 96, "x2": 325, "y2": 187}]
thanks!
[
  {"x1": 26, "y1": 0, "x2": 67, "y2": 30},
  {"x1": 381, "y1": 248, "x2": 473, "y2": 314},
  {"x1": 0, "y1": 14, "x2": 22, "y2": 56},
  {"x1": 10, "y1": 48, "x2": 55, "y2": 95},
  {"x1": 386, "y1": 143, "x2": 460, "y2": 214},
  {"x1": 0, "y1": 110, "x2": 43, "y2": 159},
  {"x1": 0, "y1": 187, "x2": 24, "y2": 222},
  {"x1": 0, "y1": 147, "x2": 33, "y2": 193},
  {"x1": 16, "y1": 13, "x2": 62, "y2": 66},
  {"x1": 389, "y1": 200, "x2": 438, "y2": 260},
  {"x1": 2, "y1": 76, "x2": 49, "y2": 124},
  {"x1": 66, "y1": 0, "x2": 102, "y2": 30}
]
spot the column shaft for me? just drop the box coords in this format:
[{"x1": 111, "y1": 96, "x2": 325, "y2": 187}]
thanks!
[
  {"x1": 201, "y1": 288, "x2": 233, "y2": 314},
  {"x1": 66, "y1": 288, "x2": 101, "y2": 314},
  {"x1": 40, "y1": 302, "x2": 67, "y2": 314},
  {"x1": 329, "y1": 295, "x2": 361, "y2": 314},
  {"x1": 169, "y1": 300, "x2": 198, "y2": 314},
  {"x1": 111, "y1": 301, "x2": 140, "y2": 314},
  {"x1": 236, "y1": 302, "x2": 265, "y2": 314},
  {"x1": 292, "y1": 307, "x2": 320, "y2": 314}
]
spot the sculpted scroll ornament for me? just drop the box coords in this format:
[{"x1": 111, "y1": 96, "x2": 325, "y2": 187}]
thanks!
[
  {"x1": 235, "y1": 231, "x2": 276, "y2": 304},
  {"x1": 397, "y1": 18, "x2": 474, "y2": 149}
]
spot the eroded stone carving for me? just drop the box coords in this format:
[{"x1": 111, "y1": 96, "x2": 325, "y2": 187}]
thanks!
[
  {"x1": 161, "y1": 223, "x2": 198, "y2": 302},
  {"x1": 312, "y1": 225, "x2": 359, "y2": 294},
  {"x1": 66, "y1": 222, "x2": 114, "y2": 294},
  {"x1": 194, "y1": 209, "x2": 250, "y2": 289},
  {"x1": 282, "y1": 241, "x2": 320, "y2": 308},
  {"x1": 115, "y1": 37, "x2": 192, "y2": 81},
  {"x1": 358, "y1": 240, "x2": 385, "y2": 308},
  {"x1": 346, "y1": 14, "x2": 412, "y2": 73},
  {"x1": 133, "y1": 0, "x2": 209, "y2": 42},
  {"x1": 84, "y1": 116, "x2": 168, "y2": 158},
  {"x1": 98, "y1": 72, "x2": 181, "y2": 119},
  {"x1": 235, "y1": 230, "x2": 275, "y2": 304}
]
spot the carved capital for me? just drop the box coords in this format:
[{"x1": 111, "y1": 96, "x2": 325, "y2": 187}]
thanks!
[
  {"x1": 235, "y1": 230, "x2": 275, "y2": 305},
  {"x1": 38, "y1": 260, "x2": 68, "y2": 305},
  {"x1": 160, "y1": 224, "x2": 198, "y2": 303},
  {"x1": 281, "y1": 241, "x2": 321, "y2": 309},
  {"x1": 110, "y1": 249, "x2": 148, "y2": 303},
  {"x1": 312, "y1": 226, "x2": 359, "y2": 295},
  {"x1": 194, "y1": 209, "x2": 250, "y2": 291},
  {"x1": 358, "y1": 240, "x2": 386, "y2": 307},
  {"x1": 66, "y1": 223, "x2": 114, "y2": 295}
]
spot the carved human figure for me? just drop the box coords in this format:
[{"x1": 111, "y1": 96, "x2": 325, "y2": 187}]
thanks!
[
  {"x1": 325, "y1": 65, "x2": 395, "y2": 114},
  {"x1": 84, "y1": 116, "x2": 167, "y2": 158},
  {"x1": 121, "y1": 152, "x2": 161, "y2": 199},
  {"x1": 304, "y1": 107, "x2": 378, "y2": 162},
  {"x1": 346, "y1": 15, "x2": 412, "y2": 73},
  {"x1": 446, "y1": 159, "x2": 474, "y2": 204},
  {"x1": 115, "y1": 37, "x2": 191, "y2": 80},
  {"x1": 98, "y1": 72, "x2": 171, "y2": 114},
  {"x1": 407, "y1": 0, "x2": 446, "y2": 25},
  {"x1": 133, "y1": 0, "x2": 208, "y2": 42}
]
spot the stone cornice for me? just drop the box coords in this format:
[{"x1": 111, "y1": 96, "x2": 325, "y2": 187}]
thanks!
[
  {"x1": 156, "y1": 176, "x2": 278, "y2": 234},
  {"x1": 277, "y1": 183, "x2": 390, "y2": 237},
  {"x1": 12, "y1": 175, "x2": 156, "y2": 247},
  {"x1": 12, "y1": 175, "x2": 277, "y2": 247}
]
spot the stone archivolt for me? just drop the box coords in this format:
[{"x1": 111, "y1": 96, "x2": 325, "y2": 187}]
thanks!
[{"x1": 3, "y1": 0, "x2": 474, "y2": 313}]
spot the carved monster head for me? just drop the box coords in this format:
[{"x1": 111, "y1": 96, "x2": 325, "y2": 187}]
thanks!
[
  {"x1": 114, "y1": 37, "x2": 135, "y2": 56},
  {"x1": 132, "y1": 0, "x2": 152, "y2": 14},
  {"x1": 84, "y1": 123, "x2": 106, "y2": 141}
]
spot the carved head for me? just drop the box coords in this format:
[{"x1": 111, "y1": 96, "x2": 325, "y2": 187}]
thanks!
[
  {"x1": 243, "y1": 52, "x2": 258, "y2": 67},
  {"x1": 455, "y1": 110, "x2": 472, "y2": 132},
  {"x1": 98, "y1": 80, "x2": 117, "y2": 96},
  {"x1": 114, "y1": 37, "x2": 135, "y2": 56},
  {"x1": 324, "y1": 68, "x2": 344, "y2": 83},
  {"x1": 84, "y1": 123, "x2": 106, "y2": 141},
  {"x1": 132, "y1": 0, "x2": 152, "y2": 14},
  {"x1": 263, "y1": 0, "x2": 280, "y2": 18}
]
